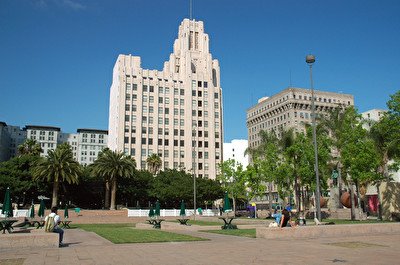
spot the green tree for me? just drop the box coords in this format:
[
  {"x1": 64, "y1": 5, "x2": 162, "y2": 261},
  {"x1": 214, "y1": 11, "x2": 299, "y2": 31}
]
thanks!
[
  {"x1": 17, "y1": 139, "x2": 43, "y2": 156},
  {"x1": 0, "y1": 155, "x2": 49, "y2": 205},
  {"x1": 217, "y1": 159, "x2": 247, "y2": 214},
  {"x1": 320, "y1": 105, "x2": 350, "y2": 200},
  {"x1": 245, "y1": 130, "x2": 280, "y2": 213},
  {"x1": 150, "y1": 169, "x2": 222, "y2": 208},
  {"x1": 340, "y1": 108, "x2": 380, "y2": 219},
  {"x1": 118, "y1": 170, "x2": 154, "y2": 208},
  {"x1": 91, "y1": 149, "x2": 136, "y2": 210},
  {"x1": 146, "y1": 154, "x2": 162, "y2": 175},
  {"x1": 32, "y1": 143, "x2": 82, "y2": 207},
  {"x1": 369, "y1": 91, "x2": 400, "y2": 219},
  {"x1": 244, "y1": 161, "x2": 266, "y2": 203}
]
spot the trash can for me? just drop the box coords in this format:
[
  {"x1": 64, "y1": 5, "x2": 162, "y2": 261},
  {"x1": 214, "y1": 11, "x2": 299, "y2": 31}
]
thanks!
[{"x1": 197, "y1": 208, "x2": 203, "y2": 215}]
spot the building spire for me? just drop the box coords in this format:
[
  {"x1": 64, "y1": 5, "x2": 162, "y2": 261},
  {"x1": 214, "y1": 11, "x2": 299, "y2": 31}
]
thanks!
[{"x1": 189, "y1": 0, "x2": 193, "y2": 20}]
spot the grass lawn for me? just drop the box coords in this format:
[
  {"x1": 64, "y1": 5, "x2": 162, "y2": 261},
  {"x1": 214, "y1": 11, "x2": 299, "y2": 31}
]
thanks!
[
  {"x1": 321, "y1": 219, "x2": 392, "y2": 225},
  {"x1": 202, "y1": 229, "x2": 256, "y2": 238},
  {"x1": 73, "y1": 223, "x2": 207, "y2": 244},
  {"x1": 169, "y1": 220, "x2": 221, "y2": 226}
]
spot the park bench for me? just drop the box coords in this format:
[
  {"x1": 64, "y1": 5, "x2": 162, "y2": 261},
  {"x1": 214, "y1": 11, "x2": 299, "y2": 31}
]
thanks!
[
  {"x1": 146, "y1": 219, "x2": 155, "y2": 225},
  {"x1": 27, "y1": 220, "x2": 45, "y2": 229},
  {"x1": 60, "y1": 220, "x2": 72, "y2": 229},
  {"x1": 0, "y1": 219, "x2": 18, "y2": 234},
  {"x1": 177, "y1": 218, "x2": 190, "y2": 225},
  {"x1": 152, "y1": 219, "x2": 165, "y2": 229},
  {"x1": 218, "y1": 216, "x2": 237, "y2": 230}
]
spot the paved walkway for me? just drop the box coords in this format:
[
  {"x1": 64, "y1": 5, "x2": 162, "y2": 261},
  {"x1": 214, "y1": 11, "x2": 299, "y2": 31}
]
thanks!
[{"x1": 1, "y1": 224, "x2": 399, "y2": 265}]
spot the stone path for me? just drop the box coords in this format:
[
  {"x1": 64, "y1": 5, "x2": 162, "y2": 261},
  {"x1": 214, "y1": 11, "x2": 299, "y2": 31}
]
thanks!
[{"x1": 1, "y1": 218, "x2": 399, "y2": 264}]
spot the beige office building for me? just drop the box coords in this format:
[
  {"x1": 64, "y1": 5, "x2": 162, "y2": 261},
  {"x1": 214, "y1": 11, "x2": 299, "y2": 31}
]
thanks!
[
  {"x1": 108, "y1": 19, "x2": 223, "y2": 179},
  {"x1": 247, "y1": 87, "x2": 354, "y2": 149}
]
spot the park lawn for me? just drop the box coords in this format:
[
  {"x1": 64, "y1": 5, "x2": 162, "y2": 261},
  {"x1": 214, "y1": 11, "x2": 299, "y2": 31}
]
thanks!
[
  {"x1": 169, "y1": 220, "x2": 221, "y2": 226},
  {"x1": 73, "y1": 223, "x2": 207, "y2": 244},
  {"x1": 321, "y1": 219, "x2": 392, "y2": 225},
  {"x1": 202, "y1": 229, "x2": 256, "y2": 238}
]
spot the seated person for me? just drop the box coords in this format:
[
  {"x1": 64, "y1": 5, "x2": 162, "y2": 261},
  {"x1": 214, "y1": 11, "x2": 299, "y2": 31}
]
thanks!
[
  {"x1": 272, "y1": 210, "x2": 282, "y2": 224},
  {"x1": 280, "y1": 209, "x2": 291, "y2": 228},
  {"x1": 45, "y1": 206, "x2": 65, "y2": 247}
]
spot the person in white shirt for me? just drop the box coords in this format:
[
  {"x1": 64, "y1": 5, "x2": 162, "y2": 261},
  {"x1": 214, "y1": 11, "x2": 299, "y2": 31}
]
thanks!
[{"x1": 45, "y1": 206, "x2": 64, "y2": 247}]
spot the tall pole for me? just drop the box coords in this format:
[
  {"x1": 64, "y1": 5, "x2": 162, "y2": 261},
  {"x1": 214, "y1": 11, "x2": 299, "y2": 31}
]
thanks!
[
  {"x1": 306, "y1": 54, "x2": 322, "y2": 221},
  {"x1": 193, "y1": 125, "x2": 197, "y2": 221}
]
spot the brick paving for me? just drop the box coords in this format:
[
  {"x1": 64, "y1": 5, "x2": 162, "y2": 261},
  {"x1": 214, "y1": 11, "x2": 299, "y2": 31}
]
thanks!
[{"x1": 1, "y1": 211, "x2": 399, "y2": 265}]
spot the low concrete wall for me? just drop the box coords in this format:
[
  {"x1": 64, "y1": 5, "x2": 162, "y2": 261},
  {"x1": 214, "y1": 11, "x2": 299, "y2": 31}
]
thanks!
[
  {"x1": 256, "y1": 223, "x2": 400, "y2": 239},
  {"x1": 0, "y1": 229, "x2": 59, "y2": 249}
]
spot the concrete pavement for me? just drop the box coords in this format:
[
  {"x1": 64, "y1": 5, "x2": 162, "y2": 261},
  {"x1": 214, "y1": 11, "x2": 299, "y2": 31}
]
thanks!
[{"x1": 1, "y1": 223, "x2": 400, "y2": 265}]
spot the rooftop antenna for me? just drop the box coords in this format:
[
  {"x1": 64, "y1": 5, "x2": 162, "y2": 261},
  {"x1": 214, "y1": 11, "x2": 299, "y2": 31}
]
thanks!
[
  {"x1": 190, "y1": 0, "x2": 193, "y2": 20},
  {"x1": 289, "y1": 68, "x2": 292, "y2": 87}
]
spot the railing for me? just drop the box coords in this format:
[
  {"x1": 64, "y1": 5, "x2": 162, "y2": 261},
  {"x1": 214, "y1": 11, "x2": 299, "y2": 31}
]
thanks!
[
  {"x1": 0, "y1": 209, "x2": 29, "y2": 218},
  {"x1": 127, "y1": 209, "x2": 218, "y2": 217}
]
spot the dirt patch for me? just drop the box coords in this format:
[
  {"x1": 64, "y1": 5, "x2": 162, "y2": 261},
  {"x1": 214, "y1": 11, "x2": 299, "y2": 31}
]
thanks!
[
  {"x1": 0, "y1": 258, "x2": 25, "y2": 265},
  {"x1": 326, "y1": 241, "x2": 387, "y2": 249}
]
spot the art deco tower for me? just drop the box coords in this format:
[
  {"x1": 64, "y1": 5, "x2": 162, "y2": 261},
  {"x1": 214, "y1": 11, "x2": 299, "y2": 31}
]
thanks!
[{"x1": 108, "y1": 19, "x2": 223, "y2": 179}]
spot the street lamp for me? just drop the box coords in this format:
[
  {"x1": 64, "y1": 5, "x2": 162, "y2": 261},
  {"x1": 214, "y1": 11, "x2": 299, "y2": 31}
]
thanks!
[
  {"x1": 192, "y1": 124, "x2": 197, "y2": 221},
  {"x1": 306, "y1": 54, "x2": 322, "y2": 221}
]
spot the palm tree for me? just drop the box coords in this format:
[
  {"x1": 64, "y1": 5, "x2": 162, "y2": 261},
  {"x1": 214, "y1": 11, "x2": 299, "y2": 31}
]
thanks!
[
  {"x1": 18, "y1": 139, "x2": 43, "y2": 156},
  {"x1": 146, "y1": 154, "x2": 162, "y2": 175},
  {"x1": 32, "y1": 143, "x2": 81, "y2": 207},
  {"x1": 91, "y1": 149, "x2": 136, "y2": 210}
]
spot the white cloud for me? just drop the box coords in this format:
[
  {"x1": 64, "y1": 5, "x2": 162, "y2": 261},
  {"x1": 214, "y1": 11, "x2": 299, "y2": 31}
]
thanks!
[
  {"x1": 62, "y1": 0, "x2": 85, "y2": 10},
  {"x1": 32, "y1": 0, "x2": 86, "y2": 10}
]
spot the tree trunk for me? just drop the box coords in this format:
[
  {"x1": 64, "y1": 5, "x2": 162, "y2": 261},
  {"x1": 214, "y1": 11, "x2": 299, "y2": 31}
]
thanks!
[
  {"x1": 51, "y1": 180, "x2": 59, "y2": 208},
  {"x1": 110, "y1": 178, "x2": 117, "y2": 210},
  {"x1": 376, "y1": 181, "x2": 382, "y2": 220},
  {"x1": 355, "y1": 180, "x2": 363, "y2": 220},
  {"x1": 104, "y1": 181, "x2": 110, "y2": 209},
  {"x1": 268, "y1": 182, "x2": 273, "y2": 215},
  {"x1": 232, "y1": 196, "x2": 236, "y2": 216},
  {"x1": 350, "y1": 183, "x2": 356, "y2": 220},
  {"x1": 338, "y1": 166, "x2": 343, "y2": 208},
  {"x1": 294, "y1": 176, "x2": 301, "y2": 213}
]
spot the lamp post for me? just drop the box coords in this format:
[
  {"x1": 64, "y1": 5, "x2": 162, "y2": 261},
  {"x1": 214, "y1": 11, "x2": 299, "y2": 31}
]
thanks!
[
  {"x1": 192, "y1": 124, "x2": 197, "y2": 221},
  {"x1": 306, "y1": 54, "x2": 322, "y2": 221}
]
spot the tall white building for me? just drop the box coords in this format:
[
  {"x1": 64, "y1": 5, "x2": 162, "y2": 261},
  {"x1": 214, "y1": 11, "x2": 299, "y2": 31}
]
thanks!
[
  {"x1": 108, "y1": 19, "x2": 223, "y2": 179},
  {"x1": 223, "y1": 139, "x2": 249, "y2": 169},
  {"x1": 0, "y1": 122, "x2": 107, "y2": 165},
  {"x1": 361, "y1": 109, "x2": 386, "y2": 130},
  {"x1": 75, "y1": 129, "x2": 108, "y2": 165},
  {"x1": 25, "y1": 125, "x2": 61, "y2": 157},
  {"x1": 247, "y1": 87, "x2": 354, "y2": 150}
]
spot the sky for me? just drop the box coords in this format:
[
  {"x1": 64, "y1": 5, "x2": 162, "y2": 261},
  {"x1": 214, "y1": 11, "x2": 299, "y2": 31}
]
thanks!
[{"x1": 1, "y1": 0, "x2": 399, "y2": 142}]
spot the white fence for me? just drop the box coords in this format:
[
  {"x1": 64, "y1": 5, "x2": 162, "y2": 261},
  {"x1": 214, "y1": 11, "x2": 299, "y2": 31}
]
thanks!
[
  {"x1": 0, "y1": 209, "x2": 29, "y2": 218},
  {"x1": 127, "y1": 209, "x2": 218, "y2": 217}
]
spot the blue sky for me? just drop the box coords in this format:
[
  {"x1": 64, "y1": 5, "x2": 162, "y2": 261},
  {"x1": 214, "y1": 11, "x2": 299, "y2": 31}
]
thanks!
[{"x1": 1, "y1": 0, "x2": 399, "y2": 142}]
